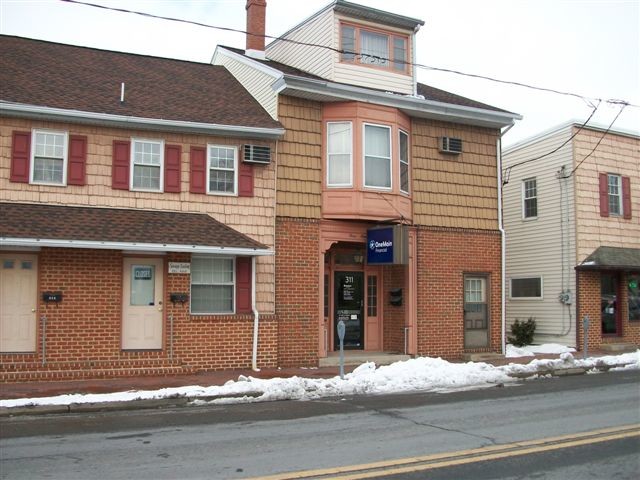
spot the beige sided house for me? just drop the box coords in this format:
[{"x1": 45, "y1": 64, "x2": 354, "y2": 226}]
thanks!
[{"x1": 503, "y1": 122, "x2": 639, "y2": 351}]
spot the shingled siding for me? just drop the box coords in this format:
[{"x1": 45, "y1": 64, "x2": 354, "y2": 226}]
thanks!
[
  {"x1": 276, "y1": 96, "x2": 323, "y2": 219},
  {"x1": 0, "y1": 117, "x2": 276, "y2": 313},
  {"x1": 412, "y1": 119, "x2": 500, "y2": 230}
]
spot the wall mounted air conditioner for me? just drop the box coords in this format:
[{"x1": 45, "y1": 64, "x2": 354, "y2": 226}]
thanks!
[
  {"x1": 439, "y1": 137, "x2": 463, "y2": 154},
  {"x1": 243, "y1": 144, "x2": 271, "y2": 164}
]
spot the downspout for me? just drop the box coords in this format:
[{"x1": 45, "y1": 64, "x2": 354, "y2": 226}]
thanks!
[
  {"x1": 251, "y1": 255, "x2": 259, "y2": 371},
  {"x1": 497, "y1": 124, "x2": 514, "y2": 354}
]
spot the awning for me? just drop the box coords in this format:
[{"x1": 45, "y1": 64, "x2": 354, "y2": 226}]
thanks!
[
  {"x1": 576, "y1": 246, "x2": 640, "y2": 272},
  {"x1": 0, "y1": 203, "x2": 272, "y2": 256}
]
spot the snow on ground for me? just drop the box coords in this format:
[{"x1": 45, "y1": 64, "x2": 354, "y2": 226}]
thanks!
[
  {"x1": 505, "y1": 343, "x2": 576, "y2": 358},
  {"x1": 1, "y1": 347, "x2": 638, "y2": 409}
]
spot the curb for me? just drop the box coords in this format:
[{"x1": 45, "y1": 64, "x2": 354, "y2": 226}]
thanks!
[{"x1": 1, "y1": 365, "x2": 635, "y2": 417}]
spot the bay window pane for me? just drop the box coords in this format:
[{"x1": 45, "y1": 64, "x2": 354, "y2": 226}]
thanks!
[
  {"x1": 400, "y1": 131, "x2": 409, "y2": 193},
  {"x1": 360, "y1": 30, "x2": 389, "y2": 67},
  {"x1": 327, "y1": 122, "x2": 352, "y2": 186},
  {"x1": 341, "y1": 25, "x2": 355, "y2": 61},
  {"x1": 393, "y1": 37, "x2": 406, "y2": 71},
  {"x1": 364, "y1": 125, "x2": 391, "y2": 188}
]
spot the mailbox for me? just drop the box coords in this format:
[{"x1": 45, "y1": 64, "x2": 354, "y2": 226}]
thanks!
[
  {"x1": 42, "y1": 291, "x2": 63, "y2": 303},
  {"x1": 389, "y1": 288, "x2": 403, "y2": 306},
  {"x1": 170, "y1": 293, "x2": 189, "y2": 304}
]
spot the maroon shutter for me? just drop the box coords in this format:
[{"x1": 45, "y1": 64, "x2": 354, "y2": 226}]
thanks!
[
  {"x1": 164, "y1": 144, "x2": 181, "y2": 193},
  {"x1": 67, "y1": 135, "x2": 87, "y2": 186},
  {"x1": 10, "y1": 131, "x2": 31, "y2": 183},
  {"x1": 112, "y1": 140, "x2": 130, "y2": 190},
  {"x1": 622, "y1": 176, "x2": 632, "y2": 220},
  {"x1": 236, "y1": 257, "x2": 252, "y2": 314},
  {"x1": 190, "y1": 146, "x2": 206, "y2": 194},
  {"x1": 598, "y1": 173, "x2": 609, "y2": 217},
  {"x1": 238, "y1": 161, "x2": 254, "y2": 197}
]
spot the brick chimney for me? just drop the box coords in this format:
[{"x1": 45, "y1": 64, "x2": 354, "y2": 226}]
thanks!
[{"x1": 246, "y1": 0, "x2": 266, "y2": 59}]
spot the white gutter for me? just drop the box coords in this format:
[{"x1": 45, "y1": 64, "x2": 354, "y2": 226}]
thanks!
[
  {"x1": 0, "y1": 102, "x2": 285, "y2": 140},
  {"x1": 251, "y1": 256, "x2": 260, "y2": 371},
  {"x1": 497, "y1": 124, "x2": 514, "y2": 354},
  {"x1": 0, "y1": 237, "x2": 274, "y2": 256},
  {"x1": 273, "y1": 75, "x2": 521, "y2": 129}
]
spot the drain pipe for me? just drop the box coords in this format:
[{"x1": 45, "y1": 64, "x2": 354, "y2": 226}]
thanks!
[
  {"x1": 41, "y1": 314, "x2": 47, "y2": 366},
  {"x1": 497, "y1": 124, "x2": 514, "y2": 354},
  {"x1": 251, "y1": 256, "x2": 260, "y2": 371}
]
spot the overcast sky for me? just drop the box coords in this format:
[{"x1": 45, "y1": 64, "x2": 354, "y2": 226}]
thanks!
[{"x1": 1, "y1": 0, "x2": 638, "y2": 146}]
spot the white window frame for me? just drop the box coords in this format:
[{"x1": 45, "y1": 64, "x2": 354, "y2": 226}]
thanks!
[
  {"x1": 326, "y1": 121, "x2": 353, "y2": 188},
  {"x1": 207, "y1": 145, "x2": 238, "y2": 196},
  {"x1": 363, "y1": 123, "x2": 392, "y2": 191},
  {"x1": 190, "y1": 256, "x2": 236, "y2": 315},
  {"x1": 30, "y1": 129, "x2": 68, "y2": 186},
  {"x1": 522, "y1": 177, "x2": 537, "y2": 220},
  {"x1": 509, "y1": 276, "x2": 544, "y2": 300},
  {"x1": 399, "y1": 130, "x2": 410, "y2": 194},
  {"x1": 607, "y1": 173, "x2": 622, "y2": 216},
  {"x1": 130, "y1": 138, "x2": 164, "y2": 192}
]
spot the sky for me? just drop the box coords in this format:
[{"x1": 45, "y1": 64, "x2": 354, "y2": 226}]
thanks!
[
  {"x1": 1, "y1": 345, "x2": 638, "y2": 407},
  {"x1": 1, "y1": 0, "x2": 639, "y2": 146}
]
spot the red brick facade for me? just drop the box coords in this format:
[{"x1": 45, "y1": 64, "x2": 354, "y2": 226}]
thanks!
[{"x1": 382, "y1": 265, "x2": 405, "y2": 353}]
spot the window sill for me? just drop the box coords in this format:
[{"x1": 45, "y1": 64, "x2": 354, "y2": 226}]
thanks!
[{"x1": 31, "y1": 181, "x2": 66, "y2": 187}]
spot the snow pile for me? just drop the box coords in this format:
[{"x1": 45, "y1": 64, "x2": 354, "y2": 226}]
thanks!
[
  {"x1": 505, "y1": 343, "x2": 576, "y2": 358},
  {"x1": 1, "y1": 349, "x2": 637, "y2": 409}
]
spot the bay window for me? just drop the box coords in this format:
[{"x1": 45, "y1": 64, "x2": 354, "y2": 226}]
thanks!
[
  {"x1": 364, "y1": 124, "x2": 391, "y2": 189},
  {"x1": 340, "y1": 23, "x2": 408, "y2": 73}
]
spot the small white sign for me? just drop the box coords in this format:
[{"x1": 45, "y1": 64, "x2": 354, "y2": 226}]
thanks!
[{"x1": 168, "y1": 262, "x2": 190, "y2": 274}]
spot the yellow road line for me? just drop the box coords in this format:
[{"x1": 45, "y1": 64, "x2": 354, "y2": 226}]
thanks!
[{"x1": 246, "y1": 424, "x2": 640, "y2": 480}]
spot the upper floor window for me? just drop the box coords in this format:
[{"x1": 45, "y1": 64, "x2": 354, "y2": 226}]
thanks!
[
  {"x1": 522, "y1": 178, "x2": 537, "y2": 219},
  {"x1": 31, "y1": 130, "x2": 67, "y2": 185},
  {"x1": 364, "y1": 124, "x2": 391, "y2": 189},
  {"x1": 327, "y1": 122, "x2": 352, "y2": 187},
  {"x1": 608, "y1": 174, "x2": 622, "y2": 216},
  {"x1": 131, "y1": 139, "x2": 163, "y2": 191},
  {"x1": 399, "y1": 131, "x2": 409, "y2": 194},
  {"x1": 340, "y1": 23, "x2": 408, "y2": 73},
  {"x1": 208, "y1": 145, "x2": 237, "y2": 195}
]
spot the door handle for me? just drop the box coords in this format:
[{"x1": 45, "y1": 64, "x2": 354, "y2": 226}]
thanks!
[
  {"x1": 31, "y1": 308, "x2": 36, "y2": 312},
  {"x1": 158, "y1": 306, "x2": 163, "y2": 312}
]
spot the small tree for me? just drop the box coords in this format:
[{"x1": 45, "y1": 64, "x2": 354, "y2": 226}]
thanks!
[{"x1": 508, "y1": 317, "x2": 536, "y2": 347}]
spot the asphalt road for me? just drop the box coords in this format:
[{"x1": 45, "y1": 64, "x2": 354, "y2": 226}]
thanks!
[{"x1": 1, "y1": 370, "x2": 638, "y2": 479}]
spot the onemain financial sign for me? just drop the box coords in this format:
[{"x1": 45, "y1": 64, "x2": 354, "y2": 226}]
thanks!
[{"x1": 367, "y1": 225, "x2": 408, "y2": 265}]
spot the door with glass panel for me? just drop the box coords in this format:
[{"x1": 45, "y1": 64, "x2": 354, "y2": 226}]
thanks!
[
  {"x1": 0, "y1": 254, "x2": 37, "y2": 352},
  {"x1": 464, "y1": 275, "x2": 489, "y2": 348},
  {"x1": 122, "y1": 258, "x2": 163, "y2": 349}
]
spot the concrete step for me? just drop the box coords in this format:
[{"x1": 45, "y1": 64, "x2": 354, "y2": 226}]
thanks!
[
  {"x1": 319, "y1": 352, "x2": 410, "y2": 367},
  {"x1": 600, "y1": 343, "x2": 638, "y2": 353},
  {"x1": 461, "y1": 352, "x2": 505, "y2": 362}
]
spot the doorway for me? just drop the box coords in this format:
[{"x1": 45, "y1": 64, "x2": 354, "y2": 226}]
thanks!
[
  {"x1": 601, "y1": 273, "x2": 620, "y2": 335},
  {"x1": 464, "y1": 275, "x2": 489, "y2": 348},
  {"x1": 334, "y1": 271, "x2": 364, "y2": 350},
  {"x1": 122, "y1": 258, "x2": 164, "y2": 350},
  {"x1": 0, "y1": 253, "x2": 38, "y2": 352}
]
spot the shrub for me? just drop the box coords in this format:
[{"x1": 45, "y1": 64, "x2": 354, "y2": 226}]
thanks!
[{"x1": 508, "y1": 317, "x2": 536, "y2": 347}]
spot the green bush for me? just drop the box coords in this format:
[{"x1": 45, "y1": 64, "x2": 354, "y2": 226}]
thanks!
[{"x1": 508, "y1": 317, "x2": 536, "y2": 347}]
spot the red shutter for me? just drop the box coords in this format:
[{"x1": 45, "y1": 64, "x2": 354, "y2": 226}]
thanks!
[
  {"x1": 164, "y1": 144, "x2": 181, "y2": 193},
  {"x1": 598, "y1": 173, "x2": 609, "y2": 217},
  {"x1": 236, "y1": 257, "x2": 252, "y2": 314},
  {"x1": 112, "y1": 140, "x2": 130, "y2": 190},
  {"x1": 67, "y1": 135, "x2": 87, "y2": 186},
  {"x1": 238, "y1": 161, "x2": 254, "y2": 197},
  {"x1": 622, "y1": 176, "x2": 632, "y2": 220},
  {"x1": 190, "y1": 146, "x2": 206, "y2": 194},
  {"x1": 10, "y1": 131, "x2": 31, "y2": 183}
]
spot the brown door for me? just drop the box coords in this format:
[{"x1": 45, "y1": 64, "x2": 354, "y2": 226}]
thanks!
[
  {"x1": 122, "y1": 258, "x2": 164, "y2": 349},
  {"x1": 464, "y1": 276, "x2": 489, "y2": 348},
  {"x1": 0, "y1": 254, "x2": 38, "y2": 352}
]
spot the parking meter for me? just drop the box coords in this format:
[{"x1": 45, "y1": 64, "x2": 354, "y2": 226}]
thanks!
[{"x1": 337, "y1": 319, "x2": 346, "y2": 379}]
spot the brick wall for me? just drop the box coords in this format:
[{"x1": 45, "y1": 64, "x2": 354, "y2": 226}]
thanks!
[
  {"x1": 383, "y1": 265, "x2": 405, "y2": 352},
  {"x1": 416, "y1": 227, "x2": 502, "y2": 359},
  {"x1": 275, "y1": 217, "x2": 320, "y2": 366}
]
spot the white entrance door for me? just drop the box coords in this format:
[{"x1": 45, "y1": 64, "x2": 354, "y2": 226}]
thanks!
[
  {"x1": 0, "y1": 253, "x2": 38, "y2": 352},
  {"x1": 122, "y1": 258, "x2": 164, "y2": 350}
]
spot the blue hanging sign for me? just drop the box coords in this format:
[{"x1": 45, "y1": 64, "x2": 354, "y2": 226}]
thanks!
[{"x1": 367, "y1": 227, "x2": 394, "y2": 264}]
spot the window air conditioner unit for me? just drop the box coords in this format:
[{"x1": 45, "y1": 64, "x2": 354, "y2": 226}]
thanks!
[
  {"x1": 439, "y1": 137, "x2": 463, "y2": 154},
  {"x1": 243, "y1": 144, "x2": 271, "y2": 164}
]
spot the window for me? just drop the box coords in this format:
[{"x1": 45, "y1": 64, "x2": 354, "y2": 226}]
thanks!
[
  {"x1": 629, "y1": 275, "x2": 640, "y2": 322},
  {"x1": 327, "y1": 122, "x2": 352, "y2": 187},
  {"x1": 340, "y1": 24, "x2": 408, "y2": 73},
  {"x1": 190, "y1": 257, "x2": 234, "y2": 314},
  {"x1": 367, "y1": 275, "x2": 378, "y2": 317},
  {"x1": 208, "y1": 145, "x2": 237, "y2": 195},
  {"x1": 522, "y1": 178, "x2": 537, "y2": 218},
  {"x1": 31, "y1": 130, "x2": 67, "y2": 185},
  {"x1": 399, "y1": 131, "x2": 409, "y2": 193},
  {"x1": 510, "y1": 277, "x2": 542, "y2": 299},
  {"x1": 608, "y1": 174, "x2": 622, "y2": 216},
  {"x1": 132, "y1": 139, "x2": 163, "y2": 191},
  {"x1": 364, "y1": 124, "x2": 391, "y2": 189}
]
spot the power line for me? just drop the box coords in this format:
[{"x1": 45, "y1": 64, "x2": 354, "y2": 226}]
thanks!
[{"x1": 59, "y1": 0, "x2": 639, "y2": 110}]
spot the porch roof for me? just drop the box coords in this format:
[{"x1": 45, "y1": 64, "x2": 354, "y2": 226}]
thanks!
[
  {"x1": 0, "y1": 203, "x2": 271, "y2": 256},
  {"x1": 576, "y1": 246, "x2": 640, "y2": 272}
]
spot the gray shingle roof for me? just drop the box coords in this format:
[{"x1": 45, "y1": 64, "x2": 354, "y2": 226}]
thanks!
[{"x1": 577, "y1": 246, "x2": 640, "y2": 271}]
